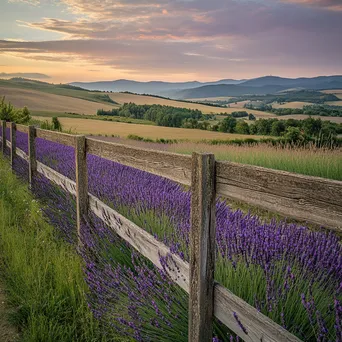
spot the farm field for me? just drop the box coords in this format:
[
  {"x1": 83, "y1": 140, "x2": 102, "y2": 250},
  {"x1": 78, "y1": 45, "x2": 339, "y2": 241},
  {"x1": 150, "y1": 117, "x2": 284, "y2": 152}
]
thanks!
[
  {"x1": 186, "y1": 96, "x2": 233, "y2": 101},
  {"x1": 326, "y1": 101, "x2": 342, "y2": 106},
  {"x1": 0, "y1": 86, "x2": 116, "y2": 115},
  {"x1": 109, "y1": 92, "x2": 272, "y2": 117},
  {"x1": 4, "y1": 130, "x2": 342, "y2": 341},
  {"x1": 268, "y1": 114, "x2": 342, "y2": 123},
  {"x1": 321, "y1": 89, "x2": 342, "y2": 99},
  {"x1": 272, "y1": 101, "x2": 314, "y2": 109},
  {"x1": 0, "y1": 78, "x2": 119, "y2": 105},
  {"x1": 34, "y1": 116, "x2": 264, "y2": 140}
]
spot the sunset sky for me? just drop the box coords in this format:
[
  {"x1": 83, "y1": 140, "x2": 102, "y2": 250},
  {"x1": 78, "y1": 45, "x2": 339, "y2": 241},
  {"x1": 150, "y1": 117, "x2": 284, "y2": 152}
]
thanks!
[{"x1": 0, "y1": 0, "x2": 341, "y2": 83}]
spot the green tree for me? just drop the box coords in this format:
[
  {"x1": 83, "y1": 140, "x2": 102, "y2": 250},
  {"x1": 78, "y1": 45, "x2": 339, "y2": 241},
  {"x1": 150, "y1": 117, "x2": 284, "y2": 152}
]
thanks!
[
  {"x1": 52, "y1": 117, "x2": 62, "y2": 131},
  {"x1": 270, "y1": 120, "x2": 285, "y2": 136},
  {"x1": 235, "y1": 121, "x2": 250, "y2": 134},
  {"x1": 219, "y1": 116, "x2": 237, "y2": 133}
]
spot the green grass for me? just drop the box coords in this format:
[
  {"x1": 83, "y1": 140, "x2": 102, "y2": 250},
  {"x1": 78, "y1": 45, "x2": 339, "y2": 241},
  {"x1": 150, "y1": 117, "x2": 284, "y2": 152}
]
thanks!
[
  {"x1": 0, "y1": 157, "x2": 127, "y2": 341},
  {"x1": 169, "y1": 142, "x2": 342, "y2": 181},
  {"x1": 31, "y1": 111, "x2": 155, "y2": 125}
]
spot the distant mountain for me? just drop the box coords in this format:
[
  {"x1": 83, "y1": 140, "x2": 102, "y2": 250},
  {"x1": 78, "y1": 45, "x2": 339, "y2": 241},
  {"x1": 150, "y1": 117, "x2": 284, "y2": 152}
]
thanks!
[
  {"x1": 70, "y1": 76, "x2": 342, "y2": 99},
  {"x1": 174, "y1": 84, "x2": 286, "y2": 99},
  {"x1": 174, "y1": 75, "x2": 342, "y2": 99},
  {"x1": 241, "y1": 75, "x2": 342, "y2": 89},
  {"x1": 70, "y1": 78, "x2": 245, "y2": 95}
]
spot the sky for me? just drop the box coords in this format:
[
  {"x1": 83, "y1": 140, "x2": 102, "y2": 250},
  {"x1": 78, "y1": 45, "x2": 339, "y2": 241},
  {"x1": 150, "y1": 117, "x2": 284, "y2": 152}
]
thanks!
[{"x1": 0, "y1": 0, "x2": 342, "y2": 83}]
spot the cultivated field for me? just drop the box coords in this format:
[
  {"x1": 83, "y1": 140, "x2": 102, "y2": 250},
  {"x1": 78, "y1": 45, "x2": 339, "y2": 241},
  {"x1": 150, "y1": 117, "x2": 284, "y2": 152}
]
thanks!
[
  {"x1": 109, "y1": 92, "x2": 272, "y2": 117},
  {"x1": 268, "y1": 114, "x2": 342, "y2": 124},
  {"x1": 0, "y1": 86, "x2": 116, "y2": 115},
  {"x1": 34, "y1": 116, "x2": 263, "y2": 141},
  {"x1": 186, "y1": 96, "x2": 233, "y2": 101},
  {"x1": 321, "y1": 89, "x2": 342, "y2": 99},
  {"x1": 272, "y1": 101, "x2": 314, "y2": 109},
  {"x1": 326, "y1": 101, "x2": 342, "y2": 107}
]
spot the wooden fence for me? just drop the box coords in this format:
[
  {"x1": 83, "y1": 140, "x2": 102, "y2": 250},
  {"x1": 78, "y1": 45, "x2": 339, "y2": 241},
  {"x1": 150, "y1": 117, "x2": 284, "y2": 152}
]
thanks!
[{"x1": 1, "y1": 120, "x2": 342, "y2": 342}]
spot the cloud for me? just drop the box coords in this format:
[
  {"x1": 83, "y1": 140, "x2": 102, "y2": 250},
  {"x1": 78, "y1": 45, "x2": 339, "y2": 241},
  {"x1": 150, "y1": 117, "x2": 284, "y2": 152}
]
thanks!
[
  {"x1": 283, "y1": 0, "x2": 342, "y2": 11},
  {"x1": 8, "y1": 0, "x2": 40, "y2": 5},
  {"x1": 2, "y1": 0, "x2": 342, "y2": 79},
  {"x1": 0, "y1": 72, "x2": 51, "y2": 79}
]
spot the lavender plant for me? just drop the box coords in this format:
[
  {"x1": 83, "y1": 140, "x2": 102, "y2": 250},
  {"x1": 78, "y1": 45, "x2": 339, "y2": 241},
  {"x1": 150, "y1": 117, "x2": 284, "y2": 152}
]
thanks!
[{"x1": 12, "y1": 133, "x2": 342, "y2": 341}]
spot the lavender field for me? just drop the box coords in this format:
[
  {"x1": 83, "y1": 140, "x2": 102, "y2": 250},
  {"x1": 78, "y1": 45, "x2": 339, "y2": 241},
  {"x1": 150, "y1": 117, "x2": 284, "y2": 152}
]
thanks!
[{"x1": 9, "y1": 129, "x2": 342, "y2": 341}]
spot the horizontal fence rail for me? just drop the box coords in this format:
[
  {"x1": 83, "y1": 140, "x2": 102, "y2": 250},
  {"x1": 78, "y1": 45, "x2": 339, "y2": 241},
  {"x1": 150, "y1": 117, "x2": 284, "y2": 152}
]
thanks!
[
  {"x1": 10, "y1": 145, "x2": 301, "y2": 342},
  {"x1": 86, "y1": 138, "x2": 192, "y2": 185},
  {"x1": 2, "y1": 121, "x2": 342, "y2": 341}
]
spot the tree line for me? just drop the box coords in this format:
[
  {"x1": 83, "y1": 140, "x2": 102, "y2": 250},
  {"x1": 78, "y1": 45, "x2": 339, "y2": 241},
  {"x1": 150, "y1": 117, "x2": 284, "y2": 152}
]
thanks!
[
  {"x1": 244, "y1": 103, "x2": 342, "y2": 117},
  {"x1": 216, "y1": 116, "x2": 342, "y2": 144}
]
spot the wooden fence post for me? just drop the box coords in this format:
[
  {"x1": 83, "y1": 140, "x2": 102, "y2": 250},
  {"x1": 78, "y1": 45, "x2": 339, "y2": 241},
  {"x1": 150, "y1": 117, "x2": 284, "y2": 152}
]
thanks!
[
  {"x1": 75, "y1": 135, "x2": 88, "y2": 243},
  {"x1": 28, "y1": 126, "x2": 37, "y2": 188},
  {"x1": 189, "y1": 152, "x2": 216, "y2": 342},
  {"x1": 1, "y1": 120, "x2": 6, "y2": 155},
  {"x1": 10, "y1": 122, "x2": 16, "y2": 167}
]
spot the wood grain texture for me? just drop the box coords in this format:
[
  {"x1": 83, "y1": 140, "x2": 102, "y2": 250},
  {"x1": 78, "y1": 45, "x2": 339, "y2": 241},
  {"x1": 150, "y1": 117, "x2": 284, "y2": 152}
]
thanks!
[
  {"x1": 10, "y1": 123, "x2": 16, "y2": 166},
  {"x1": 189, "y1": 153, "x2": 216, "y2": 342},
  {"x1": 28, "y1": 126, "x2": 37, "y2": 188},
  {"x1": 75, "y1": 136, "x2": 88, "y2": 238},
  {"x1": 86, "y1": 138, "x2": 192, "y2": 185},
  {"x1": 15, "y1": 124, "x2": 29, "y2": 134},
  {"x1": 35, "y1": 128, "x2": 76, "y2": 147},
  {"x1": 1, "y1": 120, "x2": 6, "y2": 154},
  {"x1": 214, "y1": 284, "x2": 302, "y2": 342},
  {"x1": 29, "y1": 155, "x2": 301, "y2": 342},
  {"x1": 216, "y1": 161, "x2": 342, "y2": 230}
]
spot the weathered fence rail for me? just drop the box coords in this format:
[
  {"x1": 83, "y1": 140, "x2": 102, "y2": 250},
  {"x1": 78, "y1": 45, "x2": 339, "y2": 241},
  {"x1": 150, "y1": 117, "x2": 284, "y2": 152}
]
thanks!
[{"x1": 1, "y1": 121, "x2": 341, "y2": 342}]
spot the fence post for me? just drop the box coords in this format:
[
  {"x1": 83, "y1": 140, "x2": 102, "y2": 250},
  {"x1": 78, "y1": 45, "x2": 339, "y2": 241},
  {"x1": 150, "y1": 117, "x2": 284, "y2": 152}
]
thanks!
[
  {"x1": 189, "y1": 152, "x2": 216, "y2": 342},
  {"x1": 75, "y1": 135, "x2": 88, "y2": 243},
  {"x1": 10, "y1": 122, "x2": 16, "y2": 167},
  {"x1": 1, "y1": 120, "x2": 6, "y2": 155},
  {"x1": 28, "y1": 126, "x2": 37, "y2": 188}
]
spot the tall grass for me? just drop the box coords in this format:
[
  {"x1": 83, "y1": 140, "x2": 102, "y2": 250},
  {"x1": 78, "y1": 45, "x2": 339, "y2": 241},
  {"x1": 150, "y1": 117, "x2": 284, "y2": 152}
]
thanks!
[
  {"x1": 0, "y1": 157, "x2": 123, "y2": 341},
  {"x1": 170, "y1": 142, "x2": 342, "y2": 180},
  {"x1": 91, "y1": 136, "x2": 342, "y2": 180}
]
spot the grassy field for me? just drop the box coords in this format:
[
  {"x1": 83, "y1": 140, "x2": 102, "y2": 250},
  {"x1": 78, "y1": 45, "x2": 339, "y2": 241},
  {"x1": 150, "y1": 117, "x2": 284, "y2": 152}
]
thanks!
[
  {"x1": 326, "y1": 101, "x2": 342, "y2": 106},
  {"x1": 0, "y1": 78, "x2": 118, "y2": 105},
  {"x1": 0, "y1": 86, "x2": 117, "y2": 115},
  {"x1": 272, "y1": 101, "x2": 314, "y2": 109},
  {"x1": 185, "y1": 96, "x2": 233, "y2": 101},
  {"x1": 267, "y1": 114, "x2": 342, "y2": 124},
  {"x1": 321, "y1": 89, "x2": 342, "y2": 99},
  {"x1": 109, "y1": 92, "x2": 272, "y2": 117},
  {"x1": 0, "y1": 157, "x2": 119, "y2": 341},
  {"x1": 34, "y1": 116, "x2": 264, "y2": 141},
  {"x1": 92, "y1": 136, "x2": 342, "y2": 181}
]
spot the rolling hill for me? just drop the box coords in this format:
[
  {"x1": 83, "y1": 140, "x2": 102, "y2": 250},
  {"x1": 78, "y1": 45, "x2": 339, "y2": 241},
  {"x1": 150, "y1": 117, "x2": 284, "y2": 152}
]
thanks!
[{"x1": 0, "y1": 86, "x2": 117, "y2": 115}]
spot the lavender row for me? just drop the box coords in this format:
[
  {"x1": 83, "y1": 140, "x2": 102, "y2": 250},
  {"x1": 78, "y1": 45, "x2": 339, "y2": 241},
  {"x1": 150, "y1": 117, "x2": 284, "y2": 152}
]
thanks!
[{"x1": 12, "y1": 133, "x2": 342, "y2": 341}]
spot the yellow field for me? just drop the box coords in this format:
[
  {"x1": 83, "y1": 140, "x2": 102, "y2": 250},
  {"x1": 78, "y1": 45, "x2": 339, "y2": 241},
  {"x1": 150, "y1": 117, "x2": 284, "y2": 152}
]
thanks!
[
  {"x1": 108, "y1": 92, "x2": 272, "y2": 118},
  {"x1": 272, "y1": 101, "x2": 314, "y2": 109},
  {"x1": 0, "y1": 86, "x2": 116, "y2": 115},
  {"x1": 268, "y1": 114, "x2": 342, "y2": 124},
  {"x1": 186, "y1": 96, "x2": 233, "y2": 101},
  {"x1": 326, "y1": 101, "x2": 342, "y2": 107},
  {"x1": 34, "y1": 116, "x2": 264, "y2": 141},
  {"x1": 321, "y1": 89, "x2": 342, "y2": 99}
]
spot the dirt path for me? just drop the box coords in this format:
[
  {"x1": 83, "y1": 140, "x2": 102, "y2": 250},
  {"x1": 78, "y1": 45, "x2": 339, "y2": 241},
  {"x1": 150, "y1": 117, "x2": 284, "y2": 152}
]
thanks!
[{"x1": 0, "y1": 284, "x2": 19, "y2": 342}]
